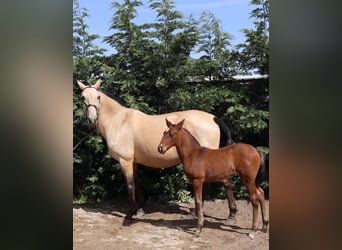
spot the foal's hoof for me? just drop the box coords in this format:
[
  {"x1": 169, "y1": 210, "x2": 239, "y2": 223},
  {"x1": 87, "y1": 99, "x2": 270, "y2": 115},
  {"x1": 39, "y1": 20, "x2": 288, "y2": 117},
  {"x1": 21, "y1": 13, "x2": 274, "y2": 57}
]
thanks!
[
  {"x1": 248, "y1": 232, "x2": 255, "y2": 239},
  {"x1": 225, "y1": 217, "x2": 237, "y2": 226},
  {"x1": 262, "y1": 221, "x2": 269, "y2": 233},
  {"x1": 194, "y1": 228, "x2": 202, "y2": 237}
]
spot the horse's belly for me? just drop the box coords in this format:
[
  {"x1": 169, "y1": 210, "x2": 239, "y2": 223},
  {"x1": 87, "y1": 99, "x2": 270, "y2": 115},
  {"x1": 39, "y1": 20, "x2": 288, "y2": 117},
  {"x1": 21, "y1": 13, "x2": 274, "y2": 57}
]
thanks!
[{"x1": 135, "y1": 147, "x2": 180, "y2": 168}]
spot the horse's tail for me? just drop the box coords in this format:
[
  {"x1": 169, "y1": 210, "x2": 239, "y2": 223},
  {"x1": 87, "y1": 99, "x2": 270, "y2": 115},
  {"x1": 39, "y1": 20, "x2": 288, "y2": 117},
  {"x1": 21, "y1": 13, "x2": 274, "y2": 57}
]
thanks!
[
  {"x1": 256, "y1": 150, "x2": 268, "y2": 184},
  {"x1": 214, "y1": 117, "x2": 233, "y2": 147}
]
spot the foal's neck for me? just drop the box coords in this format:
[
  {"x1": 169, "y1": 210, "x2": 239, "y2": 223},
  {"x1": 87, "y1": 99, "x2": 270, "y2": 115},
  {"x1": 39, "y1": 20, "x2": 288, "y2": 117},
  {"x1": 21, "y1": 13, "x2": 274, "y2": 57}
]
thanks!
[{"x1": 176, "y1": 128, "x2": 202, "y2": 160}]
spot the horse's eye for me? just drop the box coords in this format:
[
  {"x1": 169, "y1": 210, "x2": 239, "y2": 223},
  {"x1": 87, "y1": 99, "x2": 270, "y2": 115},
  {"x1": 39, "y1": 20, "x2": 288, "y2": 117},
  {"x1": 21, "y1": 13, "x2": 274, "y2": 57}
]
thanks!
[
  {"x1": 81, "y1": 96, "x2": 85, "y2": 102},
  {"x1": 97, "y1": 95, "x2": 100, "y2": 100},
  {"x1": 169, "y1": 133, "x2": 174, "y2": 138}
]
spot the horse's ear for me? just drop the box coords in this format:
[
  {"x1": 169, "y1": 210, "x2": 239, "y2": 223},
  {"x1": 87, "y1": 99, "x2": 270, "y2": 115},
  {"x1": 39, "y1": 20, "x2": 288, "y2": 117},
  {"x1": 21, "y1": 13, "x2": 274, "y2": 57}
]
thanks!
[
  {"x1": 177, "y1": 119, "x2": 185, "y2": 129},
  {"x1": 166, "y1": 118, "x2": 172, "y2": 127},
  {"x1": 92, "y1": 79, "x2": 102, "y2": 89},
  {"x1": 77, "y1": 80, "x2": 87, "y2": 90}
]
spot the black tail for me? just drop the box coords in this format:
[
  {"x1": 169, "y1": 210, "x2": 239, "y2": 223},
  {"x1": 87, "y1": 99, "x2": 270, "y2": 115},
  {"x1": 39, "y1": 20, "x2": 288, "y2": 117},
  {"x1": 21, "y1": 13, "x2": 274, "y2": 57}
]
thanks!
[
  {"x1": 256, "y1": 150, "x2": 268, "y2": 184},
  {"x1": 214, "y1": 117, "x2": 233, "y2": 147}
]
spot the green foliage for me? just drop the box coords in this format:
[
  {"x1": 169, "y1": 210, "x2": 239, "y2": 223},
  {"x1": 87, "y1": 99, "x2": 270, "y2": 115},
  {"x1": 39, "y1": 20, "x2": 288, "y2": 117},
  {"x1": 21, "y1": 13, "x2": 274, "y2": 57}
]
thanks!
[
  {"x1": 73, "y1": 0, "x2": 105, "y2": 57},
  {"x1": 73, "y1": 0, "x2": 269, "y2": 203},
  {"x1": 235, "y1": 0, "x2": 269, "y2": 74},
  {"x1": 138, "y1": 164, "x2": 193, "y2": 203},
  {"x1": 196, "y1": 11, "x2": 235, "y2": 80}
]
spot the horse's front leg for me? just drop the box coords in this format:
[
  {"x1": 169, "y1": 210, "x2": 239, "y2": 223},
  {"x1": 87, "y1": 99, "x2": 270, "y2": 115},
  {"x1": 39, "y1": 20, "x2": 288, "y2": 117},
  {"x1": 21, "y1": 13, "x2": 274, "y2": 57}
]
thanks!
[
  {"x1": 223, "y1": 178, "x2": 237, "y2": 225},
  {"x1": 192, "y1": 179, "x2": 204, "y2": 237},
  {"x1": 120, "y1": 159, "x2": 138, "y2": 221},
  {"x1": 133, "y1": 163, "x2": 145, "y2": 216}
]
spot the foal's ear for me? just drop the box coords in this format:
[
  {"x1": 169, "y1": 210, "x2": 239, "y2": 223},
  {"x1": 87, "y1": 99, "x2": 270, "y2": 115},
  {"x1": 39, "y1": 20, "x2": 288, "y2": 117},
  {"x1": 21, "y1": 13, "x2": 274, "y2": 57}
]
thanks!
[
  {"x1": 92, "y1": 79, "x2": 102, "y2": 89},
  {"x1": 177, "y1": 119, "x2": 185, "y2": 129},
  {"x1": 165, "y1": 118, "x2": 172, "y2": 127},
  {"x1": 77, "y1": 80, "x2": 87, "y2": 90}
]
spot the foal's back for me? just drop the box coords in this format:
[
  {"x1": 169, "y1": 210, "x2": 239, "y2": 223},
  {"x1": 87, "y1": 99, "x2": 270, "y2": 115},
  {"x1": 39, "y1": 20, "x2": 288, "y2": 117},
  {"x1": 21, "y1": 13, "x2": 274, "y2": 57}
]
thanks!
[{"x1": 185, "y1": 143, "x2": 260, "y2": 182}]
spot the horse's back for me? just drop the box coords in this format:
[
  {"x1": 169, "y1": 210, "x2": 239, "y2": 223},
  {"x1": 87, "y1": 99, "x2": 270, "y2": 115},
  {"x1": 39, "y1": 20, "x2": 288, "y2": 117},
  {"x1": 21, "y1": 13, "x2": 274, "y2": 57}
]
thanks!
[{"x1": 167, "y1": 110, "x2": 220, "y2": 148}]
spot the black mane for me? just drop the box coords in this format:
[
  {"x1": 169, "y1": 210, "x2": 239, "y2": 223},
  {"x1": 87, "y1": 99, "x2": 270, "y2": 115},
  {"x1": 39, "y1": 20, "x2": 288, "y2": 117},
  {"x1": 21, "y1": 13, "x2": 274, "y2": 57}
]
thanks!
[
  {"x1": 99, "y1": 90, "x2": 127, "y2": 107},
  {"x1": 182, "y1": 127, "x2": 201, "y2": 146}
]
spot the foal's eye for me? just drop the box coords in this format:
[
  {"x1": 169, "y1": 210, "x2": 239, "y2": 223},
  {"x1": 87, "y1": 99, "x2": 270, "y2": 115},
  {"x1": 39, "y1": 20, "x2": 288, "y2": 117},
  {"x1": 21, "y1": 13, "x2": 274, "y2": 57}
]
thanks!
[{"x1": 97, "y1": 95, "x2": 100, "y2": 100}]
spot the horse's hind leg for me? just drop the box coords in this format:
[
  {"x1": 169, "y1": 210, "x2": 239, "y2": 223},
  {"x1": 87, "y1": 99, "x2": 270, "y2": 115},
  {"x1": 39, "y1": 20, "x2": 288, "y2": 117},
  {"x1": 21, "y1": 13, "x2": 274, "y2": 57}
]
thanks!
[
  {"x1": 223, "y1": 179, "x2": 237, "y2": 225},
  {"x1": 257, "y1": 186, "x2": 269, "y2": 232},
  {"x1": 242, "y1": 179, "x2": 260, "y2": 231}
]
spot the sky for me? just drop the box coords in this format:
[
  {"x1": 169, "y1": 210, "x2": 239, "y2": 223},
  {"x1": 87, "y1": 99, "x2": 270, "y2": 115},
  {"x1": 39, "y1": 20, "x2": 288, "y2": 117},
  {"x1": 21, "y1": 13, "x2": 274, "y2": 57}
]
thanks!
[{"x1": 77, "y1": 0, "x2": 255, "y2": 56}]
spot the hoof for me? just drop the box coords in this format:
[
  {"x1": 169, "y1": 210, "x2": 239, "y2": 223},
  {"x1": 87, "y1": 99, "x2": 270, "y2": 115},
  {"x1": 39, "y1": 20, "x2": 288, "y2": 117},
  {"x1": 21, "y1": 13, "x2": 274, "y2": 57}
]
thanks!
[
  {"x1": 136, "y1": 208, "x2": 145, "y2": 217},
  {"x1": 122, "y1": 217, "x2": 134, "y2": 226},
  {"x1": 248, "y1": 232, "x2": 255, "y2": 239},
  {"x1": 225, "y1": 217, "x2": 237, "y2": 226},
  {"x1": 194, "y1": 228, "x2": 202, "y2": 237},
  {"x1": 262, "y1": 221, "x2": 269, "y2": 233}
]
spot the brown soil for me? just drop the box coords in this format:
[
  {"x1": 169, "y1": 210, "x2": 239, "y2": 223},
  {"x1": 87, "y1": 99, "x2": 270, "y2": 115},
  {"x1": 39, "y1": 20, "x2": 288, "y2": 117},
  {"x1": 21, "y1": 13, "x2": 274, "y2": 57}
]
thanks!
[{"x1": 73, "y1": 199, "x2": 269, "y2": 249}]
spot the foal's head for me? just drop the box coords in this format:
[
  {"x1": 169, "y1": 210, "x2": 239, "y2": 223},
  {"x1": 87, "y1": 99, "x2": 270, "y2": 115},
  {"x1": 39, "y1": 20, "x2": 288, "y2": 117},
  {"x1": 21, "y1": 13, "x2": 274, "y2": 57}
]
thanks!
[
  {"x1": 77, "y1": 79, "x2": 102, "y2": 128},
  {"x1": 157, "y1": 118, "x2": 185, "y2": 154}
]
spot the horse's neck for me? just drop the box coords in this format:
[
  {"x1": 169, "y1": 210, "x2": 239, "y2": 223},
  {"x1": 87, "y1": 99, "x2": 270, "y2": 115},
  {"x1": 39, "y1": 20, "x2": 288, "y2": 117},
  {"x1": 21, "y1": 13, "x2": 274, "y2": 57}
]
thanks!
[
  {"x1": 176, "y1": 129, "x2": 202, "y2": 161},
  {"x1": 97, "y1": 92, "x2": 126, "y2": 136}
]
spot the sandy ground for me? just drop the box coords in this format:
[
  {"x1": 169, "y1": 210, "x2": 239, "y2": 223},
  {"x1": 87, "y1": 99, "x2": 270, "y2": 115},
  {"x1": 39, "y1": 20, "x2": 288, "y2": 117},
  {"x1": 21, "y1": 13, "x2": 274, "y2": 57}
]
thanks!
[{"x1": 73, "y1": 199, "x2": 269, "y2": 249}]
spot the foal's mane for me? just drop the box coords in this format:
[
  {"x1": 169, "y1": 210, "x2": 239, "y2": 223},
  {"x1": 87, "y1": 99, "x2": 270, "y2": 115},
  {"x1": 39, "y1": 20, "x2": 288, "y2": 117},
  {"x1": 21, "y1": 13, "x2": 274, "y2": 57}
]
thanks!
[
  {"x1": 182, "y1": 127, "x2": 201, "y2": 146},
  {"x1": 99, "y1": 90, "x2": 127, "y2": 107}
]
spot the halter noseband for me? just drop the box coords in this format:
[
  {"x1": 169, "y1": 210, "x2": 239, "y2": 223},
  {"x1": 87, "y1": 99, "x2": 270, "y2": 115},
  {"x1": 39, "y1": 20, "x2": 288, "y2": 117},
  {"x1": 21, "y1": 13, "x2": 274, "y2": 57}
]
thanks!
[{"x1": 85, "y1": 103, "x2": 99, "y2": 117}]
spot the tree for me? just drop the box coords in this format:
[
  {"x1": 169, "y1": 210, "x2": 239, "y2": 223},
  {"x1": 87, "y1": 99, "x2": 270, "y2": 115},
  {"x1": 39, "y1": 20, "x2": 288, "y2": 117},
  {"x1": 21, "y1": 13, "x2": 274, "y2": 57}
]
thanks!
[
  {"x1": 73, "y1": 0, "x2": 105, "y2": 58},
  {"x1": 145, "y1": 0, "x2": 201, "y2": 113},
  {"x1": 103, "y1": 0, "x2": 159, "y2": 113},
  {"x1": 235, "y1": 0, "x2": 269, "y2": 74},
  {"x1": 195, "y1": 11, "x2": 235, "y2": 81},
  {"x1": 148, "y1": 0, "x2": 192, "y2": 83}
]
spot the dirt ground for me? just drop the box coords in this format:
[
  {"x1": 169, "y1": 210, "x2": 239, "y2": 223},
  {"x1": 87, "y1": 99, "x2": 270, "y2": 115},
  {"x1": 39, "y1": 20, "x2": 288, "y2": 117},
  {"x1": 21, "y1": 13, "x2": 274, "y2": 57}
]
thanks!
[{"x1": 73, "y1": 199, "x2": 269, "y2": 249}]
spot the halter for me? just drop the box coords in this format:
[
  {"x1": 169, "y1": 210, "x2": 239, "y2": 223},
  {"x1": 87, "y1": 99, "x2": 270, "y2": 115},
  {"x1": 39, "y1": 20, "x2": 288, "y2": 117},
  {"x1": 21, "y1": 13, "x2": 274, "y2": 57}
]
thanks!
[
  {"x1": 85, "y1": 103, "x2": 99, "y2": 117},
  {"x1": 82, "y1": 86, "x2": 100, "y2": 123}
]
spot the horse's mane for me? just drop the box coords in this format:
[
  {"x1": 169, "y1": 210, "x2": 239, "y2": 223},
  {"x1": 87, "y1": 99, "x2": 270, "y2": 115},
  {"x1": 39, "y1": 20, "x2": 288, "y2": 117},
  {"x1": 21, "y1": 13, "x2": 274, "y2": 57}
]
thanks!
[
  {"x1": 182, "y1": 127, "x2": 201, "y2": 146},
  {"x1": 99, "y1": 90, "x2": 127, "y2": 107}
]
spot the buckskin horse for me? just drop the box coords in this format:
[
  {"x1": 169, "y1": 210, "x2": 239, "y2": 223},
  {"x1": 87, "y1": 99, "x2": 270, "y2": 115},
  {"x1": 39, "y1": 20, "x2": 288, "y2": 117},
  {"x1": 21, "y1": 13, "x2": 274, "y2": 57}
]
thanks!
[
  {"x1": 158, "y1": 119, "x2": 269, "y2": 237},
  {"x1": 76, "y1": 79, "x2": 237, "y2": 221}
]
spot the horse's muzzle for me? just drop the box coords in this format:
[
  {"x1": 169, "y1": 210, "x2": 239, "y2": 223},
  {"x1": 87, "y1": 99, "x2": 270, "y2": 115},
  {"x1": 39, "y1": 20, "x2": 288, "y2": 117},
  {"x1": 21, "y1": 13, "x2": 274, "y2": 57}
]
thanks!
[{"x1": 157, "y1": 145, "x2": 164, "y2": 154}]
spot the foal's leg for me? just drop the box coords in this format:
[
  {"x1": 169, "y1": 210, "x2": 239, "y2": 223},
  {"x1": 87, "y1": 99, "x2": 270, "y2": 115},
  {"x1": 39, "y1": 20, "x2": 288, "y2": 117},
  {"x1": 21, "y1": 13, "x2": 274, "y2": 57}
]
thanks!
[
  {"x1": 223, "y1": 179, "x2": 237, "y2": 225},
  {"x1": 121, "y1": 159, "x2": 138, "y2": 220},
  {"x1": 240, "y1": 174, "x2": 260, "y2": 232},
  {"x1": 257, "y1": 186, "x2": 269, "y2": 232},
  {"x1": 246, "y1": 183, "x2": 260, "y2": 231},
  {"x1": 192, "y1": 179, "x2": 204, "y2": 237}
]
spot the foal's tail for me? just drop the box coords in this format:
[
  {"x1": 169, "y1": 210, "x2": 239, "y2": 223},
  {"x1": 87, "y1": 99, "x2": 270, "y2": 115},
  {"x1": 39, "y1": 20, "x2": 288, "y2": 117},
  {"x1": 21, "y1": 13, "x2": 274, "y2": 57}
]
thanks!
[
  {"x1": 214, "y1": 117, "x2": 233, "y2": 147},
  {"x1": 255, "y1": 150, "x2": 268, "y2": 184}
]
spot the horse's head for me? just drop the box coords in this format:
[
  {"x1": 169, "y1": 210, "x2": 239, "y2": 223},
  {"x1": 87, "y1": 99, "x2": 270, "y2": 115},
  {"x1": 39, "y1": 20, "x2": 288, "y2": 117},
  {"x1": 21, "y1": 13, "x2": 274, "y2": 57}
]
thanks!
[
  {"x1": 157, "y1": 118, "x2": 185, "y2": 154},
  {"x1": 77, "y1": 79, "x2": 102, "y2": 128}
]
